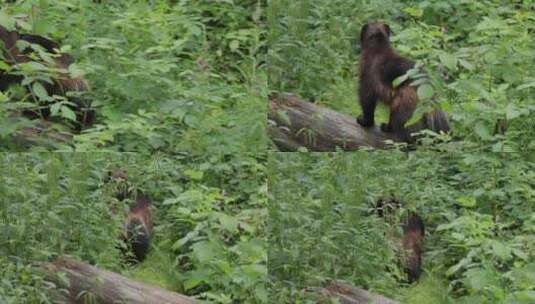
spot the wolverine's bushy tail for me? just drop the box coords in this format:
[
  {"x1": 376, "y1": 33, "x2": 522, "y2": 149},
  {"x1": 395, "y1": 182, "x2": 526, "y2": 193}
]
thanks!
[
  {"x1": 402, "y1": 212, "x2": 425, "y2": 283},
  {"x1": 126, "y1": 217, "x2": 151, "y2": 262},
  {"x1": 125, "y1": 194, "x2": 152, "y2": 262}
]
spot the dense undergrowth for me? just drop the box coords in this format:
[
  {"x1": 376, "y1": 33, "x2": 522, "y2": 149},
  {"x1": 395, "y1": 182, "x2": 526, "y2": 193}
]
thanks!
[
  {"x1": 269, "y1": 0, "x2": 535, "y2": 154},
  {"x1": 269, "y1": 152, "x2": 535, "y2": 303},
  {"x1": 0, "y1": 0, "x2": 266, "y2": 154},
  {"x1": 2, "y1": 1, "x2": 535, "y2": 303},
  {"x1": 0, "y1": 152, "x2": 267, "y2": 303}
]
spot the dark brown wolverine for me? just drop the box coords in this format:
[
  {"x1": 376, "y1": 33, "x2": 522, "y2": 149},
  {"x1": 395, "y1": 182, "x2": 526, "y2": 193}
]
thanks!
[
  {"x1": 106, "y1": 169, "x2": 153, "y2": 262},
  {"x1": 401, "y1": 212, "x2": 424, "y2": 283},
  {"x1": 357, "y1": 22, "x2": 417, "y2": 140},
  {"x1": 124, "y1": 193, "x2": 153, "y2": 262},
  {"x1": 0, "y1": 25, "x2": 94, "y2": 130},
  {"x1": 375, "y1": 197, "x2": 425, "y2": 283}
]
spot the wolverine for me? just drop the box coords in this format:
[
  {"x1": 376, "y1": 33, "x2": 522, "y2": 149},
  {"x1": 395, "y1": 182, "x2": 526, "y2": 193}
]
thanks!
[
  {"x1": 124, "y1": 193, "x2": 153, "y2": 262},
  {"x1": 401, "y1": 212, "x2": 425, "y2": 283},
  {"x1": 375, "y1": 197, "x2": 425, "y2": 283},
  {"x1": 357, "y1": 22, "x2": 417, "y2": 140},
  {"x1": 106, "y1": 169, "x2": 153, "y2": 262}
]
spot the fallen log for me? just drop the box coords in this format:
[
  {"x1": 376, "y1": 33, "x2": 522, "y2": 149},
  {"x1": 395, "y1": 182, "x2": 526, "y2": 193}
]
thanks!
[
  {"x1": 3, "y1": 118, "x2": 73, "y2": 150},
  {"x1": 312, "y1": 281, "x2": 400, "y2": 304},
  {"x1": 40, "y1": 256, "x2": 195, "y2": 304},
  {"x1": 268, "y1": 93, "x2": 450, "y2": 151}
]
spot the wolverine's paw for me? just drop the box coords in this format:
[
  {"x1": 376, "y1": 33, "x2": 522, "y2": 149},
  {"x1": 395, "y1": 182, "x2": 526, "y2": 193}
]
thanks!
[
  {"x1": 380, "y1": 123, "x2": 393, "y2": 133},
  {"x1": 357, "y1": 116, "x2": 374, "y2": 127}
]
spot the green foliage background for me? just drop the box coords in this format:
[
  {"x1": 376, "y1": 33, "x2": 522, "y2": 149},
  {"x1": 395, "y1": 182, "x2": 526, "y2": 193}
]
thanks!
[
  {"x1": 0, "y1": 152, "x2": 267, "y2": 303},
  {"x1": 269, "y1": 152, "x2": 535, "y2": 303},
  {"x1": 2, "y1": 1, "x2": 535, "y2": 303},
  {"x1": 0, "y1": 0, "x2": 266, "y2": 154},
  {"x1": 269, "y1": 0, "x2": 535, "y2": 152}
]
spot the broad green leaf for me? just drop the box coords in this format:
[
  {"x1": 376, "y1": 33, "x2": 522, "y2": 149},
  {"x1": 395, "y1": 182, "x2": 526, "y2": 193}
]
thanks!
[
  {"x1": 61, "y1": 106, "x2": 77, "y2": 121},
  {"x1": 0, "y1": 61, "x2": 10, "y2": 71},
  {"x1": 392, "y1": 73, "x2": 409, "y2": 88},
  {"x1": 32, "y1": 82, "x2": 49, "y2": 101},
  {"x1": 192, "y1": 241, "x2": 220, "y2": 263},
  {"x1": 505, "y1": 103, "x2": 521, "y2": 120},
  {"x1": 439, "y1": 52, "x2": 457, "y2": 70},
  {"x1": 50, "y1": 103, "x2": 61, "y2": 116},
  {"x1": 457, "y1": 196, "x2": 476, "y2": 207},
  {"x1": 446, "y1": 257, "x2": 470, "y2": 276},
  {"x1": 436, "y1": 222, "x2": 456, "y2": 231},
  {"x1": 459, "y1": 59, "x2": 474, "y2": 71},
  {"x1": 511, "y1": 248, "x2": 528, "y2": 261},
  {"x1": 184, "y1": 169, "x2": 203, "y2": 180},
  {"x1": 0, "y1": 11, "x2": 16, "y2": 31},
  {"x1": 219, "y1": 213, "x2": 239, "y2": 233},
  {"x1": 0, "y1": 91, "x2": 8, "y2": 102},
  {"x1": 517, "y1": 81, "x2": 535, "y2": 90},
  {"x1": 464, "y1": 268, "x2": 496, "y2": 291},
  {"x1": 417, "y1": 84, "x2": 434, "y2": 100},
  {"x1": 184, "y1": 278, "x2": 203, "y2": 291},
  {"x1": 171, "y1": 230, "x2": 197, "y2": 250},
  {"x1": 511, "y1": 291, "x2": 535, "y2": 302},
  {"x1": 474, "y1": 122, "x2": 492, "y2": 141},
  {"x1": 403, "y1": 7, "x2": 423, "y2": 17},
  {"x1": 491, "y1": 241, "x2": 511, "y2": 260}
]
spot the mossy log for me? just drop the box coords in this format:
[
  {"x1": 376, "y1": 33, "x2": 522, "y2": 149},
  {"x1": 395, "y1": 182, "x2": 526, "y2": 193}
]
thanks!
[
  {"x1": 5, "y1": 119, "x2": 73, "y2": 150},
  {"x1": 313, "y1": 281, "x2": 400, "y2": 304},
  {"x1": 40, "y1": 256, "x2": 196, "y2": 304},
  {"x1": 268, "y1": 93, "x2": 449, "y2": 151}
]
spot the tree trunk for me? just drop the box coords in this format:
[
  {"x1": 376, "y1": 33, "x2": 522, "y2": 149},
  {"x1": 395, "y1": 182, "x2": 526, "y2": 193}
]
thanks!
[
  {"x1": 268, "y1": 93, "x2": 449, "y2": 151},
  {"x1": 40, "y1": 256, "x2": 196, "y2": 304},
  {"x1": 313, "y1": 281, "x2": 400, "y2": 304}
]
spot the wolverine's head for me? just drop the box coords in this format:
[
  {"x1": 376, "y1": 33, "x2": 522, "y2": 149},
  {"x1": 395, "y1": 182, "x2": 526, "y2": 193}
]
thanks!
[{"x1": 360, "y1": 21, "x2": 391, "y2": 48}]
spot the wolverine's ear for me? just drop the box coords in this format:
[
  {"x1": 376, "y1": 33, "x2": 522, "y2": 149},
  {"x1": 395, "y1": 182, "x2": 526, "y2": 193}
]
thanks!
[{"x1": 360, "y1": 23, "x2": 369, "y2": 43}]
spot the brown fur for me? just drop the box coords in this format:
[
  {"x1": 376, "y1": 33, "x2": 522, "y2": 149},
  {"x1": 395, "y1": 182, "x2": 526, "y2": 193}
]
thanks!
[
  {"x1": 401, "y1": 213, "x2": 424, "y2": 283},
  {"x1": 0, "y1": 25, "x2": 94, "y2": 130},
  {"x1": 124, "y1": 194, "x2": 153, "y2": 262},
  {"x1": 374, "y1": 197, "x2": 424, "y2": 283},
  {"x1": 127, "y1": 194, "x2": 153, "y2": 231},
  {"x1": 357, "y1": 22, "x2": 417, "y2": 141},
  {"x1": 106, "y1": 169, "x2": 153, "y2": 262}
]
